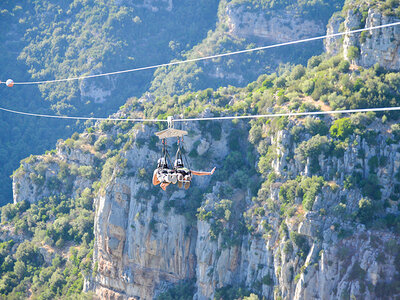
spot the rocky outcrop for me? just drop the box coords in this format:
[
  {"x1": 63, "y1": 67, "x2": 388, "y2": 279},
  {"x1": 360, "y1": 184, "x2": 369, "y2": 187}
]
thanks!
[
  {"x1": 80, "y1": 80, "x2": 113, "y2": 104},
  {"x1": 252, "y1": 118, "x2": 400, "y2": 300},
  {"x1": 89, "y1": 117, "x2": 400, "y2": 299},
  {"x1": 325, "y1": 12, "x2": 345, "y2": 56},
  {"x1": 13, "y1": 139, "x2": 96, "y2": 204},
  {"x1": 92, "y1": 178, "x2": 196, "y2": 299},
  {"x1": 12, "y1": 115, "x2": 400, "y2": 300},
  {"x1": 358, "y1": 9, "x2": 400, "y2": 70},
  {"x1": 326, "y1": 6, "x2": 400, "y2": 70},
  {"x1": 226, "y1": 5, "x2": 325, "y2": 42},
  {"x1": 195, "y1": 189, "x2": 275, "y2": 300},
  {"x1": 86, "y1": 123, "x2": 227, "y2": 299}
]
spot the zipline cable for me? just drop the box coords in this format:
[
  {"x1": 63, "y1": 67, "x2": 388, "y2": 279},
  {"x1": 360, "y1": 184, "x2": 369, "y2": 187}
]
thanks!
[
  {"x1": 2, "y1": 21, "x2": 400, "y2": 85},
  {"x1": 1, "y1": 105, "x2": 400, "y2": 122},
  {"x1": 0, "y1": 106, "x2": 163, "y2": 122},
  {"x1": 174, "y1": 107, "x2": 400, "y2": 122}
]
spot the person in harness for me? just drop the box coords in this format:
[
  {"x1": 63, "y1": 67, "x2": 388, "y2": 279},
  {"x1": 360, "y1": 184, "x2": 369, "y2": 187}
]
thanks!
[
  {"x1": 174, "y1": 157, "x2": 216, "y2": 189},
  {"x1": 152, "y1": 139, "x2": 178, "y2": 191},
  {"x1": 174, "y1": 137, "x2": 216, "y2": 189},
  {"x1": 152, "y1": 138, "x2": 216, "y2": 191},
  {"x1": 152, "y1": 118, "x2": 216, "y2": 191}
]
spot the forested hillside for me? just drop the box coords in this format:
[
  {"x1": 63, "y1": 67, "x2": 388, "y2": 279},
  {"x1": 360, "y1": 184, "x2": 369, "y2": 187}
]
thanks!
[
  {"x1": 0, "y1": 0, "x2": 219, "y2": 205},
  {"x1": 5, "y1": 48, "x2": 400, "y2": 298},
  {"x1": 1, "y1": 0, "x2": 400, "y2": 299},
  {"x1": 0, "y1": 0, "x2": 345, "y2": 205},
  {"x1": 149, "y1": 0, "x2": 344, "y2": 96}
]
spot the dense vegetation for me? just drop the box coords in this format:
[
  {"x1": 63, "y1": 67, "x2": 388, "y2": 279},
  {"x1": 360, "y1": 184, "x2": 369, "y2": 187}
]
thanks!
[
  {"x1": 0, "y1": 0, "x2": 344, "y2": 205},
  {"x1": 228, "y1": 0, "x2": 344, "y2": 20},
  {"x1": 0, "y1": 0, "x2": 219, "y2": 205},
  {"x1": 0, "y1": 0, "x2": 348, "y2": 205},
  {"x1": 3, "y1": 49, "x2": 400, "y2": 300},
  {"x1": 116, "y1": 49, "x2": 400, "y2": 242},
  {"x1": 0, "y1": 195, "x2": 94, "y2": 298},
  {"x1": 1, "y1": 0, "x2": 400, "y2": 298},
  {"x1": 343, "y1": 0, "x2": 400, "y2": 17},
  {"x1": 133, "y1": 49, "x2": 400, "y2": 297},
  {"x1": 150, "y1": 0, "x2": 344, "y2": 97}
]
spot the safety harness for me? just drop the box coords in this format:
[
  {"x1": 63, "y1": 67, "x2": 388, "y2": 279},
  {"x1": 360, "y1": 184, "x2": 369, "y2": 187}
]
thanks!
[{"x1": 159, "y1": 138, "x2": 173, "y2": 170}]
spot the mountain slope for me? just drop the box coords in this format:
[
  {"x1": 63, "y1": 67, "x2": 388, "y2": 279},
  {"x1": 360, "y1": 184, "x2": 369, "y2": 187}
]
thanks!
[
  {"x1": 8, "y1": 59, "x2": 400, "y2": 300},
  {"x1": 149, "y1": 0, "x2": 345, "y2": 96},
  {"x1": 0, "y1": 0, "x2": 220, "y2": 205},
  {"x1": 2, "y1": 0, "x2": 400, "y2": 299},
  {"x1": 0, "y1": 0, "x2": 343, "y2": 205}
]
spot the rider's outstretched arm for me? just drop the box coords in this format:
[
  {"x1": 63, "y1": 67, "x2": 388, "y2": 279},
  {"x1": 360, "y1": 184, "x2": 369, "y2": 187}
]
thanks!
[{"x1": 191, "y1": 167, "x2": 216, "y2": 176}]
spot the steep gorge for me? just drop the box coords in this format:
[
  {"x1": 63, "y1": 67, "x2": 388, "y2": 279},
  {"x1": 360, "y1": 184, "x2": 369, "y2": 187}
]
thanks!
[
  {"x1": 11, "y1": 108, "x2": 400, "y2": 299},
  {"x1": 4, "y1": 0, "x2": 400, "y2": 299}
]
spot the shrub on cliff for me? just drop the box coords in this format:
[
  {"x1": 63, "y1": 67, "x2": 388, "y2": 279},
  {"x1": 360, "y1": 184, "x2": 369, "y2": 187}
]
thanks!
[
  {"x1": 330, "y1": 117, "x2": 354, "y2": 140},
  {"x1": 357, "y1": 198, "x2": 374, "y2": 225}
]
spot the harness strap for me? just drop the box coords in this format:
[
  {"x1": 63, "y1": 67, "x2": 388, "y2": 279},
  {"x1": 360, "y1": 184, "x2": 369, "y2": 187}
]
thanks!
[
  {"x1": 176, "y1": 137, "x2": 183, "y2": 162},
  {"x1": 180, "y1": 136, "x2": 191, "y2": 171},
  {"x1": 160, "y1": 139, "x2": 172, "y2": 169}
]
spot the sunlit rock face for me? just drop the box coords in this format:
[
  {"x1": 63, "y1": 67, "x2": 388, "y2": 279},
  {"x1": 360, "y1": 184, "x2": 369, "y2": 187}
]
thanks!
[
  {"x1": 13, "y1": 110, "x2": 400, "y2": 299},
  {"x1": 92, "y1": 177, "x2": 197, "y2": 299},
  {"x1": 226, "y1": 5, "x2": 325, "y2": 42},
  {"x1": 83, "y1": 121, "x2": 399, "y2": 299},
  {"x1": 11, "y1": 2, "x2": 400, "y2": 294},
  {"x1": 326, "y1": 7, "x2": 400, "y2": 71}
]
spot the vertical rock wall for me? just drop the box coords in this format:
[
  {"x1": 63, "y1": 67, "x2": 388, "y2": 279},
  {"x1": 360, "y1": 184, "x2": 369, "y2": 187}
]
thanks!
[
  {"x1": 93, "y1": 177, "x2": 197, "y2": 299},
  {"x1": 326, "y1": 6, "x2": 400, "y2": 70}
]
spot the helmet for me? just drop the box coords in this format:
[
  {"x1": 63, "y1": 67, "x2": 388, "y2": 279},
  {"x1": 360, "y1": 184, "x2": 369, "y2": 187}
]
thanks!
[
  {"x1": 174, "y1": 159, "x2": 183, "y2": 168},
  {"x1": 158, "y1": 157, "x2": 167, "y2": 168}
]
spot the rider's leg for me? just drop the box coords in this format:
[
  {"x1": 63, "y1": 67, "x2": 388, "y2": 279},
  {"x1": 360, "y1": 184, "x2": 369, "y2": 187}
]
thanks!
[
  {"x1": 184, "y1": 181, "x2": 190, "y2": 190},
  {"x1": 153, "y1": 169, "x2": 160, "y2": 185},
  {"x1": 160, "y1": 182, "x2": 170, "y2": 191},
  {"x1": 176, "y1": 171, "x2": 184, "y2": 188},
  {"x1": 184, "y1": 174, "x2": 191, "y2": 189}
]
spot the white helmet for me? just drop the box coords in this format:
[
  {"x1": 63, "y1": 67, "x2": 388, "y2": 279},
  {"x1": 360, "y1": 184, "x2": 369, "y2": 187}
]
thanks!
[
  {"x1": 174, "y1": 159, "x2": 183, "y2": 168},
  {"x1": 158, "y1": 157, "x2": 167, "y2": 168}
]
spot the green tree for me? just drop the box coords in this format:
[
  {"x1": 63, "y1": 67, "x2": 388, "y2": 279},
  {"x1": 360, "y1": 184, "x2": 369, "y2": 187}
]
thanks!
[
  {"x1": 13, "y1": 261, "x2": 27, "y2": 279},
  {"x1": 78, "y1": 166, "x2": 96, "y2": 179},
  {"x1": 347, "y1": 46, "x2": 360, "y2": 60},
  {"x1": 301, "y1": 176, "x2": 325, "y2": 211},
  {"x1": 358, "y1": 198, "x2": 374, "y2": 224},
  {"x1": 295, "y1": 135, "x2": 330, "y2": 165},
  {"x1": 15, "y1": 241, "x2": 43, "y2": 267},
  {"x1": 330, "y1": 118, "x2": 354, "y2": 139}
]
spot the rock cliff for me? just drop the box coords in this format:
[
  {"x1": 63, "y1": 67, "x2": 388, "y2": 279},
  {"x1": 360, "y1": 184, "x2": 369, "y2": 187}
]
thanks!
[
  {"x1": 9, "y1": 2, "x2": 400, "y2": 299},
  {"x1": 12, "y1": 108, "x2": 400, "y2": 299},
  {"x1": 149, "y1": 0, "x2": 342, "y2": 96},
  {"x1": 226, "y1": 5, "x2": 324, "y2": 42},
  {"x1": 86, "y1": 120, "x2": 233, "y2": 299},
  {"x1": 325, "y1": 4, "x2": 400, "y2": 70}
]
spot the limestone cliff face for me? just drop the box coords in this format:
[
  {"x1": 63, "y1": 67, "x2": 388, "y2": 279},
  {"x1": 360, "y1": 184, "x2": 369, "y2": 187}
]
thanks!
[
  {"x1": 92, "y1": 177, "x2": 196, "y2": 299},
  {"x1": 254, "y1": 120, "x2": 400, "y2": 300},
  {"x1": 89, "y1": 126, "x2": 196, "y2": 298},
  {"x1": 12, "y1": 109, "x2": 400, "y2": 300},
  {"x1": 325, "y1": 6, "x2": 400, "y2": 70},
  {"x1": 86, "y1": 122, "x2": 229, "y2": 299},
  {"x1": 12, "y1": 114, "x2": 400, "y2": 299},
  {"x1": 325, "y1": 12, "x2": 345, "y2": 57},
  {"x1": 194, "y1": 190, "x2": 275, "y2": 300},
  {"x1": 226, "y1": 5, "x2": 325, "y2": 42},
  {"x1": 80, "y1": 78, "x2": 114, "y2": 104},
  {"x1": 192, "y1": 118, "x2": 400, "y2": 300},
  {"x1": 13, "y1": 140, "x2": 96, "y2": 204}
]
